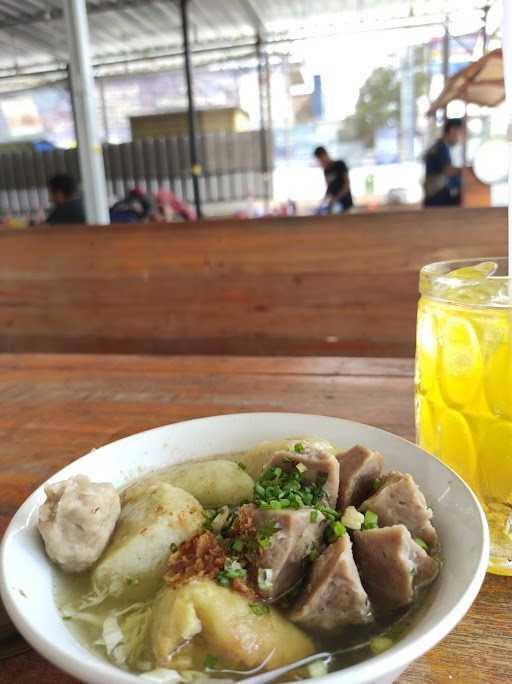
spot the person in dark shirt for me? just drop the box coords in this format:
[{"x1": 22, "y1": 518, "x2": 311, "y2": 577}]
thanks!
[
  {"x1": 46, "y1": 174, "x2": 86, "y2": 224},
  {"x1": 313, "y1": 146, "x2": 353, "y2": 213},
  {"x1": 424, "y1": 118, "x2": 464, "y2": 207}
]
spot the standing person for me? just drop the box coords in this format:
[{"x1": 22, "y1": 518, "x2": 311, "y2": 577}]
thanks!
[
  {"x1": 313, "y1": 146, "x2": 353, "y2": 213},
  {"x1": 423, "y1": 118, "x2": 464, "y2": 207},
  {"x1": 46, "y1": 174, "x2": 85, "y2": 224}
]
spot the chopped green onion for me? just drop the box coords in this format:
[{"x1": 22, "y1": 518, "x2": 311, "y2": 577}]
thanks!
[
  {"x1": 310, "y1": 510, "x2": 318, "y2": 523},
  {"x1": 62, "y1": 615, "x2": 72, "y2": 621},
  {"x1": 257, "y1": 535, "x2": 271, "y2": 549},
  {"x1": 126, "y1": 576, "x2": 140, "y2": 586},
  {"x1": 372, "y1": 478, "x2": 382, "y2": 491},
  {"x1": 254, "y1": 455, "x2": 328, "y2": 510},
  {"x1": 216, "y1": 573, "x2": 230, "y2": 587},
  {"x1": 370, "y1": 636, "x2": 393, "y2": 655},
  {"x1": 203, "y1": 654, "x2": 218, "y2": 670},
  {"x1": 238, "y1": 462, "x2": 247, "y2": 471},
  {"x1": 231, "y1": 539, "x2": 244, "y2": 553},
  {"x1": 306, "y1": 660, "x2": 328, "y2": 678},
  {"x1": 308, "y1": 548, "x2": 319, "y2": 562},
  {"x1": 326, "y1": 520, "x2": 346, "y2": 543},
  {"x1": 332, "y1": 521, "x2": 346, "y2": 537},
  {"x1": 249, "y1": 603, "x2": 270, "y2": 616},
  {"x1": 294, "y1": 442, "x2": 305, "y2": 453},
  {"x1": 290, "y1": 493, "x2": 304, "y2": 509},
  {"x1": 362, "y1": 510, "x2": 379, "y2": 530},
  {"x1": 223, "y1": 560, "x2": 247, "y2": 578},
  {"x1": 413, "y1": 537, "x2": 428, "y2": 551},
  {"x1": 316, "y1": 472, "x2": 327, "y2": 486},
  {"x1": 169, "y1": 543, "x2": 178, "y2": 553}
]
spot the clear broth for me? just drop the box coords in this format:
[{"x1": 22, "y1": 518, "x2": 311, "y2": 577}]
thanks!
[{"x1": 55, "y1": 440, "x2": 438, "y2": 680}]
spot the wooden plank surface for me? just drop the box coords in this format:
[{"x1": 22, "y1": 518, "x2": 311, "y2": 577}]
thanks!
[
  {"x1": 0, "y1": 207, "x2": 507, "y2": 356},
  {"x1": 0, "y1": 353, "x2": 509, "y2": 684}
]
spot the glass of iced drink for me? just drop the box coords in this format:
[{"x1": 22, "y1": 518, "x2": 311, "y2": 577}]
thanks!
[{"x1": 415, "y1": 258, "x2": 511, "y2": 574}]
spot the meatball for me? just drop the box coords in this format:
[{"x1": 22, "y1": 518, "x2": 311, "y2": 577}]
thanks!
[{"x1": 38, "y1": 474, "x2": 121, "y2": 573}]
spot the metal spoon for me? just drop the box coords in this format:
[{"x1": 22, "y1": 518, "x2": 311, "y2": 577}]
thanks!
[
  {"x1": 217, "y1": 640, "x2": 374, "y2": 684},
  {"x1": 229, "y1": 653, "x2": 332, "y2": 684}
]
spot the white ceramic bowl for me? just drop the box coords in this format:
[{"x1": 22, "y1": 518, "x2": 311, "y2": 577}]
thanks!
[{"x1": 0, "y1": 413, "x2": 489, "y2": 684}]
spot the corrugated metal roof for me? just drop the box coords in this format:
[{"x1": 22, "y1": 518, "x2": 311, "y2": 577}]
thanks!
[{"x1": 0, "y1": 0, "x2": 493, "y2": 75}]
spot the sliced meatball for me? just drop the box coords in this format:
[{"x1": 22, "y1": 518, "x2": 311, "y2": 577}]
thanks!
[
  {"x1": 38, "y1": 474, "x2": 120, "y2": 573},
  {"x1": 353, "y1": 524, "x2": 440, "y2": 609},
  {"x1": 290, "y1": 535, "x2": 372, "y2": 630},
  {"x1": 265, "y1": 447, "x2": 340, "y2": 507},
  {"x1": 336, "y1": 445, "x2": 384, "y2": 511},
  {"x1": 359, "y1": 471, "x2": 438, "y2": 547},
  {"x1": 249, "y1": 505, "x2": 326, "y2": 600}
]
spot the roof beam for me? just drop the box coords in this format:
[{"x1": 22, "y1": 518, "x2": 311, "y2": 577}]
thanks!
[
  {"x1": 0, "y1": 0, "x2": 165, "y2": 29},
  {"x1": 237, "y1": 0, "x2": 265, "y2": 35}
]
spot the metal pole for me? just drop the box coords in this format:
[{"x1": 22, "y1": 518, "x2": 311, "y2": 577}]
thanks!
[
  {"x1": 482, "y1": 4, "x2": 490, "y2": 54},
  {"x1": 256, "y1": 35, "x2": 270, "y2": 211},
  {"x1": 442, "y1": 17, "x2": 450, "y2": 120},
  {"x1": 264, "y1": 48, "x2": 273, "y2": 203},
  {"x1": 98, "y1": 78, "x2": 110, "y2": 142},
  {"x1": 179, "y1": 0, "x2": 202, "y2": 219},
  {"x1": 400, "y1": 45, "x2": 415, "y2": 161},
  {"x1": 63, "y1": 0, "x2": 109, "y2": 224}
]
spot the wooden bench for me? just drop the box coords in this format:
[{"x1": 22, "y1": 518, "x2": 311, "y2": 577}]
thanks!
[{"x1": 0, "y1": 207, "x2": 506, "y2": 356}]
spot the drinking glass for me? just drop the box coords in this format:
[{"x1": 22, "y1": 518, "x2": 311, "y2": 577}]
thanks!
[{"x1": 415, "y1": 258, "x2": 511, "y2": 575}]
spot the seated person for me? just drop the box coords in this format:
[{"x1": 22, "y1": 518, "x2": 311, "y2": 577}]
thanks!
[
  {"x1": 423, "y1": 118, "x2": 464, "y2": 207},
  {"x1": 46, "y1": 174, "x2": 85, "y2": 225},
  {"x1": 110, "y1": 187, "x2": 152, "y2": 223},
  {"x1": 313, "y1": 145, "x2": 353, "y2": 214},
  {"x1": 153, "y1": 189, "x2": 196, "y2": 222}
]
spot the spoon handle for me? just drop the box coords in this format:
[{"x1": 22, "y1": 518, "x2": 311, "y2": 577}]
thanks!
[{"x1": 239, "y1": 652, "x2": 331, "y2": 684}]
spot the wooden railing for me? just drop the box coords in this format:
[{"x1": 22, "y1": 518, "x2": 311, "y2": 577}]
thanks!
[{"x1": 0, "y1": 207, "x2": 506, "y2": 356}]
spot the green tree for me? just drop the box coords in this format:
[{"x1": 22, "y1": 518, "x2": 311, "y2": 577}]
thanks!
[
  {"x1": 344, "y1": 48, "x2": 428, "y2": 148},
  {"x1": 345, "y1": 67, "x2": 400, "y2": 146}
]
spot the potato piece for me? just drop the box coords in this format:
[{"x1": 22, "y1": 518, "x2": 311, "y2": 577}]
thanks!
[
  {"x1": 122, "y1": 460, "x2": 254, "y2": 509},
  {"x1": 151, "y1": 580, "x2": 314, "y2": 670},
  {"x1": 92, "y1": 483, "x2": 203, "y2": 600},
  {"x1": 151, "y1": 587, "x2": 203, "y2": 664}
]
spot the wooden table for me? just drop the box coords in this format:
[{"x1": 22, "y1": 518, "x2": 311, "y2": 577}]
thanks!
[{"x1": 0, "y1": 354, "x2": 510, "y2": 684}]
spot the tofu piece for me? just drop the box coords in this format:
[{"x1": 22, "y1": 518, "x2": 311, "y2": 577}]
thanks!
[
  {"x1": 353, "y1": 524, "x2": 440, "y2": 608},
  {"x1": 290, "y1": 535, "x2": 372, "y2": 630},
  {"x1": 122, "y1": 459, "x2": 254, "y2": 509},
  {"x1": 359, "y1": 471, "x2": 438, "y2": 547},
  {"x1": 38, "y1": 475, "x2": 120, "y2": 574},
  {"x1": 336, "y1": 445, "x2": 384, "y2": 511},
  {"x1": 151, "y1": 580, "x2": 314, "y2": 669},
  {"x1": 93, "y1": 482, "x2": 203, "y2": 599}
]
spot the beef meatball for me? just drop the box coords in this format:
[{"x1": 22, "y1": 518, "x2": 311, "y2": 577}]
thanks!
[{"x1": 38, "y1": 474, "x2": 120, "y2": 573}]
